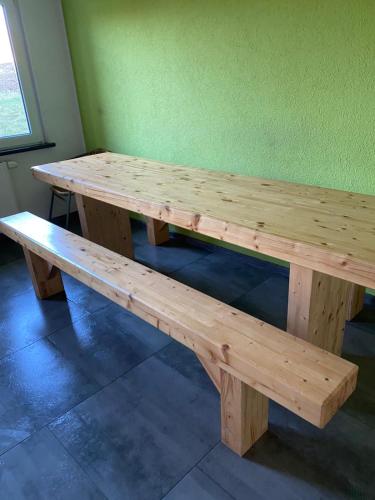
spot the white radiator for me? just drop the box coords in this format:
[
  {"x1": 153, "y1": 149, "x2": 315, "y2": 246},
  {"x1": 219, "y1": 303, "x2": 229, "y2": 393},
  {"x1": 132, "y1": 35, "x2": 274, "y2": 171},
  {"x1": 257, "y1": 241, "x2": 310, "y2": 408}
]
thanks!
[{"x1": 0, "y1": 162, "x2": 19, "y2": 218}]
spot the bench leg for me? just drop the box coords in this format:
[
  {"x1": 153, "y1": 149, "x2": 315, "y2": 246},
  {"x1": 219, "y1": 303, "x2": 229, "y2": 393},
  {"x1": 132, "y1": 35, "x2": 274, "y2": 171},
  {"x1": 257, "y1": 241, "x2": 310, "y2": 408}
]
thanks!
[
  {"x1": 146, "y1": 217, "x2": 169, "y2": 245},
  {"x1": 23, "y1": 248, "x2": 64, "y2": 299},
  {"x1": 287, "y1": 264, "x2": 351, "y2": 355},
  {"x1": 220, "y1": 370, "x2": 269, "y2": 456},
  {"x1": 76, "y1": 194, "x2": 133, "y2": 259},
  {"x1": 346, "y1": 284, "x2": 365, "y2": 321}
]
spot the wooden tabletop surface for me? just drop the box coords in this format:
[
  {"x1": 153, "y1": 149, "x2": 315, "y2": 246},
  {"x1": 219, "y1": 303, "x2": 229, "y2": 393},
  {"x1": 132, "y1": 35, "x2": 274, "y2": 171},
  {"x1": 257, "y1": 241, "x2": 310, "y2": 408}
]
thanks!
[{"x1": 32, "y1": 153, "x2": 375, "y2": 288}]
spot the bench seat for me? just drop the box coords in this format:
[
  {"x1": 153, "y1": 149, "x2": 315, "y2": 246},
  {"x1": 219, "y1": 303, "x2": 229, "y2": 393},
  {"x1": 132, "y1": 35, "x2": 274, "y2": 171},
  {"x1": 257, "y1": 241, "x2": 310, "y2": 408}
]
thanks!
[{"x1": 0, "y1": 212, "x2": 358, "y2": 456}]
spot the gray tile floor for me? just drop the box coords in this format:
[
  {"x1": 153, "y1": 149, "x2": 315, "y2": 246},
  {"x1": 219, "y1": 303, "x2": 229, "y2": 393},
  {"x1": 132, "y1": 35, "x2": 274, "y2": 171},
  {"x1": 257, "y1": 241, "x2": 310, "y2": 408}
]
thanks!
[{"x1": 0, "y1": 217, "x2": 374, "y2": 500}]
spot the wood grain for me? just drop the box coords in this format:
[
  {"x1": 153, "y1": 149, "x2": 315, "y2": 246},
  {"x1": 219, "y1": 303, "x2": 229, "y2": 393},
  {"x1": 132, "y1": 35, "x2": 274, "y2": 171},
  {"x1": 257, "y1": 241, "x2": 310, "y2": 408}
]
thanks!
[
  {"x1": 346, "y1": 284, "x2": 365, "y2": 321},
  {"x1": 0, "y1": 212, "x2": 358, "y2": 430},
  {"x1": 221, "y1": 370, "x2": 268, "y2": 456},
  {"x1": 31, "y1": 153, "x2": 375, "y2": 289},
  {"x1": 76, "y1": 194, "x2": 133, "y2": 259},
  {"x1": 23, "y1": 248, "x2": 64, "y2": 299},
  {"x1": 287, "y1": 264, "x2": 350, "y2": 355},
  {"x1": 146, "y1": 217, "x2": 169, "y2": 245}
]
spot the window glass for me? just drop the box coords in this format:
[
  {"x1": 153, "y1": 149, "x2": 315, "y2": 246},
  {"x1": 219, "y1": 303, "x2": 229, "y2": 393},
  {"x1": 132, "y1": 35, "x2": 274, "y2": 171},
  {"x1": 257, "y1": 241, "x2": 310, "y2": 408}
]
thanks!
[{"x1": 0, "y1": 4, "x2": 30, "y2": 139}]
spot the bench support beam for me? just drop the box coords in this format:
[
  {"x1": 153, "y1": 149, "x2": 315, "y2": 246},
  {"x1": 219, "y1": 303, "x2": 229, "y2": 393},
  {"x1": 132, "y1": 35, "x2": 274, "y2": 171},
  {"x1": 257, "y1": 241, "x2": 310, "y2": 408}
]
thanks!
[
  {"x1": 197, "y1": 356, "x2": 221, "y2": 392},
  {"x1": 23, "y1": 248, "x2": 64, "y2": 299},
  {"x1": 220, "y1": 371, "x2": 269, "y2": 456},
  {"x1": 287, "y1": 264, "x2": 351, "y2": 355},
  {"x1": 146, "y1": 217, "x2": 169, "y2": 245},
  {"x1": 76, "y1": 194, "x2": 133, "y2": 259},
  {"x1": 346, "y1": 284, "x2": 365, "y2": 321}
]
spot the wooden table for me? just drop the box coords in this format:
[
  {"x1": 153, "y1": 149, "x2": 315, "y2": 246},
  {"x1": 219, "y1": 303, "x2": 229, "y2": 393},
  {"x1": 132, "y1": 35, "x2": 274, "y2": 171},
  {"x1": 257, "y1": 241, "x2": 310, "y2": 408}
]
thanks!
[{"x1": 32, "y1": 152, "x2": 375, "y2": 355}]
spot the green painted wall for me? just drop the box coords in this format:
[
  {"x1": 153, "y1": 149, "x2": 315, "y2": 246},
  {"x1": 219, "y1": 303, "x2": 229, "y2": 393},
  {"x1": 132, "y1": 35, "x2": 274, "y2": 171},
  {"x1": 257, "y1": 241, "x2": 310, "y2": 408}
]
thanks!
[{"x1": 62, "y1": 0, "x2": 375, "y2": 195}]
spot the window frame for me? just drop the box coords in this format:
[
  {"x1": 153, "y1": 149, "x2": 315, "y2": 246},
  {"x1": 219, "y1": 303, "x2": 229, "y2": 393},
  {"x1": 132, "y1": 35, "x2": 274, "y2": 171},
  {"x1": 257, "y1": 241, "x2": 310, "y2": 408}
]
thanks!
[{"x1": 0, "y1": 0, "x2": 45, "y2": 151}]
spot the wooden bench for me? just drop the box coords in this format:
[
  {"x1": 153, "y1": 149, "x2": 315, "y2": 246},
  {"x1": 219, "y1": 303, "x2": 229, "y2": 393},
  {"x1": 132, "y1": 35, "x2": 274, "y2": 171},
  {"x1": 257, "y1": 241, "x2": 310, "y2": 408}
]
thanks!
[{"x1": 0, "y1": 212, "x2": 358, "y2": 456}]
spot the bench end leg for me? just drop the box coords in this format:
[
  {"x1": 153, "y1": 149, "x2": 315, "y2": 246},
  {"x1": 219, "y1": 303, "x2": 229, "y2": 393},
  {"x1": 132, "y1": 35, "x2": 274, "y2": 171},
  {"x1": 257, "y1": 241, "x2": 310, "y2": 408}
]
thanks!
[
  {"x1": 23, "y1": 248, "x2": 64, "y2": 299},
  {"x1": 220, "y1": 371, "x2": 269, "y2": 456}
]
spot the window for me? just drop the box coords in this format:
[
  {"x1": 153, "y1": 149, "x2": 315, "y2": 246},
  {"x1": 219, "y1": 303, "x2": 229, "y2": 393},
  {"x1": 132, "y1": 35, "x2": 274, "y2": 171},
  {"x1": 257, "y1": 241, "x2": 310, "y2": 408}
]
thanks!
[{"x1": 0, "y1": 0, "x2": 45, "y2": 151}]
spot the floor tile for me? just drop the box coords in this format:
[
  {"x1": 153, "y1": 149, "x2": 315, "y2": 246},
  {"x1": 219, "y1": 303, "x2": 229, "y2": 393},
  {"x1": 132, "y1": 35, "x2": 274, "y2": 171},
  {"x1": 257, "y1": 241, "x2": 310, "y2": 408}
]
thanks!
[
  {"x1": 0, "y1": 235, "x2": 24, "y2": 266},
  {"x1": 0, "y1": 428, "x2": 104, "y2": 500},
  {"x1": 232, "y1": 274, "x2": 289, "y2": 329},
  {"x1": 163, "y1": 468, "x2": 233, "y2": 500},
  {"x1": 48, "y1": 305, "x2": 171, "y2": 386},
  {"x1": 0, "y1": 289, "x2": 89, "y2": 360},
  {"x1": 343, "y1": 321, "x2": 375, "y2": 358},
  {"x1": 341, "y1": 324, "x2": 375, "y2": 428},
  {"x1": 170, "y1": 253, "x2": 269, "y2": 304},
  {"x1": 348, "y1": 294, "x2": 375, "y2": 335},
  {"x1": 199, "y1": 439, "x2": 347, "y2": 500},
  {"x1": 269, "y1": 409, "x2": 375, "y2": 498},
  {"x1": 341, "y1": 365, "x2": 375, "y2": 429},
  {"x1": 204, "y1": 247, "x2": 288, "y2": 277},
  {"x1": 50, "y1": 354, "x2": 220, "y2": 500},
  {"x1": 0, "y1": 339, "x2": 101, "y2": 454},
  {"x1": 156, "y1": 341, "x2": 218, "y2": 393},
  {"x1": 134, "y1": 237, "x2": 211, "y2": 274},
  {"x1": 62, "y1": 274, "x2": 113, "y2": 314},
  {"x1": 130, "y1": 218, "x2": 150, "y2": 246},
  {"x1": 0, "y1": 258, "x2": 33, "y2": 300}
]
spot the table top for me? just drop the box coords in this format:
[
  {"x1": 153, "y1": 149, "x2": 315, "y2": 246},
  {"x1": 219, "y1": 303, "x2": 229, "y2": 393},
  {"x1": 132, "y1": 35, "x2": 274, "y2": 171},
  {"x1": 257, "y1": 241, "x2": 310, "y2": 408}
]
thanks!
[{"x1": 32, "y1": 152, "x2": 375, "y2": 288}]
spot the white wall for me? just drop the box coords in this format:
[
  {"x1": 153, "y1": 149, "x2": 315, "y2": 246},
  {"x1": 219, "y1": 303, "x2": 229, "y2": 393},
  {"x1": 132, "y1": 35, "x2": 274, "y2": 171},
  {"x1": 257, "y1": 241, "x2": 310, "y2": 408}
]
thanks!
[{"x1": 4, "y1": 0, "x2": 85, "y2": 217}]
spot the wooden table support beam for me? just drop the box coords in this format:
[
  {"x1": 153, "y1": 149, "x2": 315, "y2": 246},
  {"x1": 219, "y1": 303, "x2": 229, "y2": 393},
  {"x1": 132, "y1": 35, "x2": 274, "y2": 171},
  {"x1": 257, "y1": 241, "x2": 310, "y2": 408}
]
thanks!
[
  {"x1": 76, "y1": 194, "x2": 133, "y2": 259},
  {"x1": 146, "y1": 217, "x2": 169, "y2": 245},
  {"x1": 287, "y1": 264, "x2": 351, "y2": 355},
  {"x1": 221, "y1": 371, "x2": 269, "y2": 456},
  {"x1": 23, "y1": 248, "x2": 64, "y2": 299},
  {"x1": 346, "y1": 284, "x2": 366, "y2": 321}
]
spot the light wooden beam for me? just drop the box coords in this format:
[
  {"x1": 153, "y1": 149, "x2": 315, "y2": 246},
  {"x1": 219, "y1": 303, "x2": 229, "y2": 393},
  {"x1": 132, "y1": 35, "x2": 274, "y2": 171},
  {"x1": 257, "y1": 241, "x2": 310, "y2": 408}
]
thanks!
[
  {"x1": 346, "y1": 284, "x2": 365, "y2": 321},
  {"x1": 287, "y1": 264, "x2": 351, "y2": 355},
  {"x1": 76, "y1": 194, "x2": 133, "y2": 259},
  {"x1": 23, "y1": 248, "x2": 64, "y2": 299},
  {"x1": 146, "y1": 217, "x2": 169, "y2": 245},
  {"x1": 221, "y1": 371, "x2": 269, "y2": 456}
]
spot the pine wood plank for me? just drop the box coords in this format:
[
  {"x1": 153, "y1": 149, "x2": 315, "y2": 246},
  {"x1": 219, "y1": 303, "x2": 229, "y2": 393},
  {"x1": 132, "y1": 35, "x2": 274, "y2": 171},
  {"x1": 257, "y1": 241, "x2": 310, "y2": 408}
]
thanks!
[
  {"x1": 76, "y1": 194, "x2": 133, "y2": 259},
  {"x1": 31, "y1": 153, "x2": 375, "y2": 289},
  {"x1": 346, "y1": 284, "x2": 365, "y2": 321},
  {"x1": 221, "y1": 371, "x2": 268, "y2": 456},
  {"x1": 287, "y1": 264, "x2": 350, "y2": 355},
  {"x1": 146, "y1": 217, "x2": 169, "y2": 245},
  {"x1": 0, "y1": 212, "x2": 358, "y2": 432}
]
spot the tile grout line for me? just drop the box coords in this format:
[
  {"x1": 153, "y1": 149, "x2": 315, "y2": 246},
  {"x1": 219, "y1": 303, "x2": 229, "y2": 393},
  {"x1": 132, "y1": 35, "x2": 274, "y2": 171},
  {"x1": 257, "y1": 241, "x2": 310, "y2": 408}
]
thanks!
[
  {"x1": 158, "y1": 440, "x2": 222, "y2": 500},
  {"x1": 49, "y1": 428, "x2": 111, "y2": 500},
  {"x1": 0, "y1": 337, "x2": 174, "y2": 459},
  {"x1": 196, "y1": 464, "x2": 237, "y2": 500}
]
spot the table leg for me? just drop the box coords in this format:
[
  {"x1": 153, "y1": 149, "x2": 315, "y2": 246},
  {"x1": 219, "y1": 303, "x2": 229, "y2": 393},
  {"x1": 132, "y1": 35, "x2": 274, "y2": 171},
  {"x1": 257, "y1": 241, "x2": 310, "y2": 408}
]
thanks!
[
  {"x1": 287, "y1": 264, "x2": 351, "y2": 355},
  {"x1": 220, "y1": 370, "x2": 269, "y2": 456},
  {"x1": 146, "y1": 217, "x2": 169, "y2": 245},
  {"x1": 23, "y1": 248, "x2": 64, "y2": 299},
  {"x1": 76, "y1": 194, "x2": 133, "y2": 259},
  {"x1": 346, "y1": 284, "x2": 365, "y2": 321}
]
